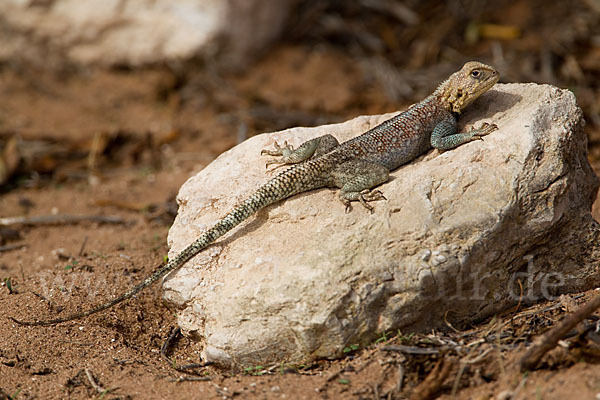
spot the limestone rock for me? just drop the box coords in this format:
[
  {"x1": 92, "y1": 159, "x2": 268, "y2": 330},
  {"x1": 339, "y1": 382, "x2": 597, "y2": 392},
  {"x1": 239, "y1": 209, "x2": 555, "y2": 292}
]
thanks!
[
  {"x1": 0, "y1": 0, "x2": 294, "y2": 67},
  {"x1": 164, "y1": 83, "x2": 600, "y2": 367}
]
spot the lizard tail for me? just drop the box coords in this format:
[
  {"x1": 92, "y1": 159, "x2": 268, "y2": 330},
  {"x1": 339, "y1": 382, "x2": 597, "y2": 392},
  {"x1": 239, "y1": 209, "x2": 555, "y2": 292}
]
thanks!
[{"x1": 11, "y1": 162, "x2": 325, "y2": 326}]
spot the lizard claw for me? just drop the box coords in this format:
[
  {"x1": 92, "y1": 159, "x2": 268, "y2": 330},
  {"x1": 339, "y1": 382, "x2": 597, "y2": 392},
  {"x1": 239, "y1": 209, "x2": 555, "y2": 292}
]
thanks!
[
  {"x1": 362, "y1": 189, "x2": 386, "y2": 202},
  {"x1": 478, "y1": 122, "x2": 498, "y2": 133},
  {"x1": 265, "y1": 162, "x2": 289, "y2": 173},
  {"x1": 359, "y1": 197, "x2": 375, "y2": 213},
  {"x1": 469, "y1": 122, "x2": 498, "y2": 141},
  {"x1": 341, "y1": 189, "x2": 386, "y2": 213},
  {"x1": 261, "y1": 140, "x2": 293, "y2": 157},
  {"x1": 344, "y1": 201, "x2": 352, "y2": 214},
  {"x1": 262, "y1": 140, "x2": 297, "y2": 171},
  {"x1": 265, "y1": 159, "x2": 283, "y2": 168}
]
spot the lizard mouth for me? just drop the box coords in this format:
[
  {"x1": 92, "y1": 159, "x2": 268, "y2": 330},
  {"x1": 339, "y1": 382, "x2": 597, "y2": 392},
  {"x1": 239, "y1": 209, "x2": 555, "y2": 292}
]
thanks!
[
  {"x1": 477, "y1": 70, "x2": 500, "y2": 94},
  {"x1": 485, "y1": 71, "x2": 501, "y2": 88},
  {"x1": 458, "y1": 69, "x2": 500, "y2": 111}
]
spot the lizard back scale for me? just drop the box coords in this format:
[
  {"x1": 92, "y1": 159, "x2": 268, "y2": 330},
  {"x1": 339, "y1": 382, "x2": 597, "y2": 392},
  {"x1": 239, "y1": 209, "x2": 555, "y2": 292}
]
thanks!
[{"x1": 12, "y1": 61, "x2": 500, "y2": 326}]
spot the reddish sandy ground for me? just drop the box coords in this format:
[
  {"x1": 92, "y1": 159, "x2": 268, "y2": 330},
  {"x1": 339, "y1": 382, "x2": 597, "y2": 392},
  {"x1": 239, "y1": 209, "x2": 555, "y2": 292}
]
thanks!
[{"x1": 1, "y1": 45, "x2": 600, "y2": 399}]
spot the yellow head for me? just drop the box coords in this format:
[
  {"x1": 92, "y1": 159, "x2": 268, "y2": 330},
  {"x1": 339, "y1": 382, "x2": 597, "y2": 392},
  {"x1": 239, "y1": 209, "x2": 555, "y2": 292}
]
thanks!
[{"x1": 435, "y1": 61, "x2": 500, "y2": 113}]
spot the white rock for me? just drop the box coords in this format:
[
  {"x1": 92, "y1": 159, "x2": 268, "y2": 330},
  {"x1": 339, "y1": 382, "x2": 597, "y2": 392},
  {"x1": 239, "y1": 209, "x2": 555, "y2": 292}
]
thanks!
[
  {"x1": 0, "y1": 0, "x2": 294, "y2": 67},
  {"x1": 164, "y1": 83, "x2": 600, "y2": 367}
]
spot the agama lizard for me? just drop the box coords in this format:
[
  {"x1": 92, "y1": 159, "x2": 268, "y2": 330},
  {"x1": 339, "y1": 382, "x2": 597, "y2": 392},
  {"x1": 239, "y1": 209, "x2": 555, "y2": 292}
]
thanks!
[{"x1": 11, "y1": 61, "x2": 499, "y2": 326}]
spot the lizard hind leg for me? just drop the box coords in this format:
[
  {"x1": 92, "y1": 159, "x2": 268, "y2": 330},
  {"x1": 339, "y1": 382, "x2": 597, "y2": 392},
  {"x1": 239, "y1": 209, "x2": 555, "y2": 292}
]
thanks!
[
  {"x1": 333, "y1": 159, "x2": 390, "y2": 213},
  {"x1": 261, "y1": 134, "x2": 339, "y2": 169}
]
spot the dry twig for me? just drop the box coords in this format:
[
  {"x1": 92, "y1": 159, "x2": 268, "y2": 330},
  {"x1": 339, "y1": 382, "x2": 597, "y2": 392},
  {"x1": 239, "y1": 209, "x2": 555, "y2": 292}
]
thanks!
[
  {"x1": 395, "y1": 363, "x2": 405, "y2": 393},
  {"x1": 519, "y1": 294, "x2": 600, "y2": 371},
  {"x1": 84, "y1": 368, "x2": 109, "y2": 394},
  {"x1": 0, "y1": 214, "x2": 126, "y2": 227},
  {"x1": 78, "y1": 236, "x2": 89, "y2": 257},
  {"x1": 173, "y1": 376, "x2": 211, "y2": 382},
  {"x1": 161, "y1": 327, "x2": 212, "y2": 374},
  {"x1": 409, "y1": 357, "x2": 454, "y2": 400},
  {"x1": 382, "y1": 345, "x2": 440, "y2": 355},
  {"x1": 0, "y1": 243, "x2": 26, "y2": 252}
]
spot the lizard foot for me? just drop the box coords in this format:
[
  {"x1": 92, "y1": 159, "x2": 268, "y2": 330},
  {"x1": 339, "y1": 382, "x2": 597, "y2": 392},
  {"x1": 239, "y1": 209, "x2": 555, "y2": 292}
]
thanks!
[
  {"x1": 261, "y1": 140, "x2": 294, "y2": 157},
  {"x1": 469, "y1": 122, "x2": 498, "y2": 141},
  {"x1": 359, "y1": 189, "x2": 386, "y2": 214},
  {"x1": 261, "y1": 141, "x2": 296, "y2": 169},
  {"x1": 341, "y1": 189, "x2": 386, "y2": 214}
]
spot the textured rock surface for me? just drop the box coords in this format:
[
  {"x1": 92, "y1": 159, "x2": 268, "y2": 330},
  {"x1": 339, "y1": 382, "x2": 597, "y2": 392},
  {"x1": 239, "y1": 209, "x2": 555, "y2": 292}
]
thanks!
[
  {"x1": 164, "y1": 83, "x2": 600, "y2": 367},
  {"x1": 0, "y1": 0, "x2": 294, "y2": 67}
]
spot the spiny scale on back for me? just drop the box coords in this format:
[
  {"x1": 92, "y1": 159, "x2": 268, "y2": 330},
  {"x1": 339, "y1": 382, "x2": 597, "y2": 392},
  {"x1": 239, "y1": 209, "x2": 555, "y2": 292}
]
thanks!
[{"x1": 11, "y1": 61, "x2": 499, "y2": 326}]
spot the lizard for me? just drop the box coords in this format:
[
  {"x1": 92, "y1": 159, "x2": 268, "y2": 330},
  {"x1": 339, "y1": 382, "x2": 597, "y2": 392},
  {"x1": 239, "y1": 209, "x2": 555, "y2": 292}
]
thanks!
[{"x1": 11, "y1": 61, "x2": 499, "y2": 326}]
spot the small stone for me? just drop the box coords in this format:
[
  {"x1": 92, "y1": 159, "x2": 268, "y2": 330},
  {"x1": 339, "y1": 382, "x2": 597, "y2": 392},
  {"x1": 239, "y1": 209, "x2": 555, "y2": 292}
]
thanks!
[
  {"x1": 497, "y1": 390, "x2": 513, "y2": 400},
  {"x1": 51, "y1": 248, "x2": 69, "y2": 260}
]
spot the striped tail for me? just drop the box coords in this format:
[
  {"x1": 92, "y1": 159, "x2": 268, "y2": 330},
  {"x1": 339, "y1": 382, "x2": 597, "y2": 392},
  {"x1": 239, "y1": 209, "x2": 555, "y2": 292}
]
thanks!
[{"x1": 11, "y1": 162, "x2": 326, "y2": 326}]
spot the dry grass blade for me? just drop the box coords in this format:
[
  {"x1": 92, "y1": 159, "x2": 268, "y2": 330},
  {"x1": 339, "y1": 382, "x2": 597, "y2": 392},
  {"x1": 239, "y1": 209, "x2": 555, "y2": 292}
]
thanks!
[{"x1": 382, "y1": 345, "x2": 440, "y2": 355}]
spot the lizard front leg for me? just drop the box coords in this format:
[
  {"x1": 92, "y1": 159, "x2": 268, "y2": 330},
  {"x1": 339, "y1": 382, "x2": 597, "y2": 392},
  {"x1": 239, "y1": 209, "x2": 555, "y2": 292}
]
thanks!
[
  {"x1": 261, "y1": 134, "x2": 339, "y2": 168},
  {"x1": 430, "y1": 113, "x2": 497, "y2": 150},
  {"x1": 331, "y1": 159, "x2": 389, "y2": 213}
]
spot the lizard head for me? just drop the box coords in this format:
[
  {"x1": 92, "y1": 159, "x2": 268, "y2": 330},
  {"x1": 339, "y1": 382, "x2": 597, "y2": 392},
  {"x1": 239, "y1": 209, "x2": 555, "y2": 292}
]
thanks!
[{"x1": 435, "y1": 61, "x2": 500, "y2": 113}]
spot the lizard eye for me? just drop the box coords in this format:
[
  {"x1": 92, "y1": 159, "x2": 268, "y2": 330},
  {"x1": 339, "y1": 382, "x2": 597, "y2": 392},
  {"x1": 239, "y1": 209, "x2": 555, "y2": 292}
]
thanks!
[{"x1": 471, "y1": 70, "x2": 481, "y2": 78}]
